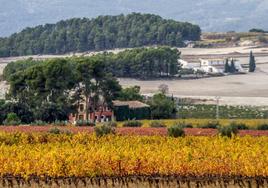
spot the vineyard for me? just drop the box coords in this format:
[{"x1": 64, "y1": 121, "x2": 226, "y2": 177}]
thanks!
[
  {"x1": 177, "y1": 104, "x2": 268, "y2": 119},
  {"x1": 0, "y1": 132, "x2": 268, "y2": 187},
  {"x1": 126, "y1": 119, "x2": 268, "y2": 129},
  {"x1": 0, "y1": 126, "x2": 268, "y2": 137}
]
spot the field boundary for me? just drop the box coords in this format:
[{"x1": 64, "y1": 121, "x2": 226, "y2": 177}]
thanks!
[{"x1": 1, "y1": 175, "x2": 268, "y2": 187}]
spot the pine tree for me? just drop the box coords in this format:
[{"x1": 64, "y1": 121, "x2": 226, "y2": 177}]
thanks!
[
  {"x1": 230, "y1": 59, "x2": 236, "y2": 73},
  {"x1": 249, "y1": 51, "x2": 256, "y2": 72},
  {"x1": 224, "y1": 59, "x2": 230, "y2": 73}
]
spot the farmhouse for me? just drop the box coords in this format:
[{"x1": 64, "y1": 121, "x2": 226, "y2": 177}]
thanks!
[
  {"x1": 199, "y1": 58, "x2": 226, "y2": 73},
  {"x1": 178, "y1": 59, "x2": 198, "y2": 69},
  {"x1": 199, "y1": 58, "x2": 244, "y2": 74},
  {"x1": 68, "y1": 101, "x2": 113, "y2": 124},
  {"x1": 179, "y1": 58, "x2": 244, "y2": 74},
  {"x1": 69, "y1": 100, "x2": 150, "y2": 124}
]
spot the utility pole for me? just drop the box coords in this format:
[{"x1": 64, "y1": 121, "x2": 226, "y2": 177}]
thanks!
[{"x1": 215, "y1": 96, "x2": 221, "y2": 119}]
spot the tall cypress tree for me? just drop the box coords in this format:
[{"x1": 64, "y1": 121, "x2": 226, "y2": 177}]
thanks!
[
  {"x1": 230, "y1": 59, "x2": 236, "y2": 73},
  {"x1": 249, "y1": 51, "x2": 256, "y2": 72},
  {"x1": 224, "y1": 59, "x2": 230, "y2": 73}
]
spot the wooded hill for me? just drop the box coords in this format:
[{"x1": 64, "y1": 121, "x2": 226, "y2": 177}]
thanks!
[{"x1": 0, "y1": 13, "x2": 200, "y2": 57}]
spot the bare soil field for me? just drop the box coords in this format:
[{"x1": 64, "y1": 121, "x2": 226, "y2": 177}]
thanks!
[
  {"x1": 1, "y1": 46, "x2": 268, "y2": 105},
  {"x1": 179, "y1": 46, "x2": 268, "y2": 55},
  {"x1": 120, "y1": 46, "x2": 268, "y2": 106},
  {"x1": 119, "y1": 66, "x2": 268, "y2": 106},
  {"x1": 1, "y1": 175, "x2": 266, "y2": 188}
]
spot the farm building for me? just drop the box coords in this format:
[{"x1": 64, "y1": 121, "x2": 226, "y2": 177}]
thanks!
[
  {"x1": 178, "y1": 59, "x2": 198, "y2": 69},
  {"x1": 178, "y1": 58, "x2": 244, "y2": 74},
  {"x1": 112, "y1": 100, "x2": 151, "y2": 121},
  {"x1": 68, "y1": 101, "x2": 113, "y2": 124},
  {"x1": 199, "y1": 58, "x2": 244, "y2": 74},
  {"x1": 69, "y1": 100, "x2": 150, "y2": 124}
]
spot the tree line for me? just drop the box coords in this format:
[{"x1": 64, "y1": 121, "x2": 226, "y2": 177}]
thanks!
[
  {"x1": 249, "y1": 28, "x2": 268, "y2": 33},
  {"x1": 4, "y1": 47, "x2": 181, "y2": 81},
  {"x1": 0, "y1": 13, "x2": 201, "y2": 57}
]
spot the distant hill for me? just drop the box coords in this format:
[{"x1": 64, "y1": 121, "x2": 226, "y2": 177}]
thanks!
[
  {"x1": 0, "y1": 0, "x2": 268, "y2": 37},
  {"x1": 0, "y1": 13, "x2": 200, "y2": 57}
]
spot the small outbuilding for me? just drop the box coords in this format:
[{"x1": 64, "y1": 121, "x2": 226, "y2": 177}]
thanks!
[{"x1": 112, "y1": 100, "x2": 151, "y2": 121}]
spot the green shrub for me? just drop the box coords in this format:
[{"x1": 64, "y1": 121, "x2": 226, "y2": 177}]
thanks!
[
  {"x1": 94, "y1": 124, "x2": 115, "y2": 137},
  {"x1": 168, "y1": 125, "x2": 185, "y2": 137},
  {"x1": 229, "y1": 122, "x2": 249, "y2": 130},
  {"x1": 48, "y1": 127, "x2": 72, "y2": 135},
  {"x1": 75, "y1": 120, "x2": 95, "y2": 127},
  {"x1": 218, "y1": 125, "x2": 238, "y2": 138},
  {"x1": 103, "y1": 121, "x2": 117, "y2": 127},
  {"x1": 257, "y1": 124, "x2": 268, "y2": 130},
  {"x1": 149, "y1": 121, "x2": 166, "y2": 128},
  {"x1": 48, "y1": 127, "x2": 61, "y2": 134},
  {"x1": 53, "y1": 120, "x2": 67, "y2": 126},
  {"x1": 174, "y1": 121, "x2": 193, "y2": 128},
  {"x1": 123, "y1": 120, "x2": 143, "y2": 127},
  {"x1": 31, "y1": 120, "x2": 48, "y2": 126},
  {"x1": 198, "y1": 121, "x2": 220, "y2": 129},
  {"x1": 3, "y1": 113, "x2": 21, "y2": 126}
]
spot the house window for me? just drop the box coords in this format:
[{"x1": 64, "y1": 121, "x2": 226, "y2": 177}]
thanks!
[
  {"x1": 79, "y1": 104, "x2": 84, "y2": 112},
  {"x1": 79, "y1": 115, "x2": 84, "y2": 120}
]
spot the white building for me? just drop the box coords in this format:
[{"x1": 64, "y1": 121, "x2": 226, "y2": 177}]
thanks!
[
  {"x1": 199, "y1": 58, "x2": 244, "y2": 74},
  {"x1": 178, "y1": 58, "x2": 245, "y2": 74},
  {"x1": 199, "y1": 59, "x2": 225, "y2": 74},
  {"x1": 178, "y1": 59, "x2": 199, "y2": 69}
]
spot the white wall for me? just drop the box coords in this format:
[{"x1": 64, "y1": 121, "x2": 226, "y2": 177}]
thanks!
[{"x1": 200, "y1": 66, "x2": 224, "y2": 73}]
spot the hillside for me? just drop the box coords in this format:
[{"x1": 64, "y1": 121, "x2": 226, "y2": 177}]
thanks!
[
  {"x1": 0, "y1": 13, "x2": 200, "y2": 57},
  {"x1": 1, "y1": 0, "x2": 268, "y2": 37},
  {"x1": 196, "y1": 32, "x2": 268, "y2": 48}
]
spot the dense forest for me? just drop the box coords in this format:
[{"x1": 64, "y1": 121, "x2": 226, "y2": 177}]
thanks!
[
  {"x1": 0, "y1": 13, "x2": 200, "y2": 57},
  {"x1": 4, "y1": 47, "x2": 180, "y2": 80}
]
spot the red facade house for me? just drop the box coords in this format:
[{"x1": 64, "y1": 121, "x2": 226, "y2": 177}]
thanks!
[{"x1": 69, "y1": 101, "x2": 114, "y2": 124}]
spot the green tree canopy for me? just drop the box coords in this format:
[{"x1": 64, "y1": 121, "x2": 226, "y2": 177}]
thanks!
[
  {"x1": 149, "y1": 93, "x2": 176, "y2": 119},
  {"x1": 6, "y1": 56, "x2": 122, "y2": 123},
  {"x1": 249, "y1": 51, "x2": 256, "y2": 72},
  {"x1": 4, "y1": 47, "x2": 181, "y2": 80},
  {"x1": 0, "y1": 13, "x2": 201, "y2": 57},
  {"x1": 118, "y1": 86, "x2": 143, "y2": 101},
  {"x1": 229, "y1": 59, "x2": 237, "y2": 73},
  {"x1": 249, "y1": 28, "x2": 267, "y2": 33},
  {"x1": 224, "y1": 59, "x2": 230, "y2": 73}
]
